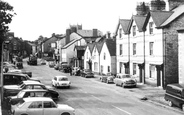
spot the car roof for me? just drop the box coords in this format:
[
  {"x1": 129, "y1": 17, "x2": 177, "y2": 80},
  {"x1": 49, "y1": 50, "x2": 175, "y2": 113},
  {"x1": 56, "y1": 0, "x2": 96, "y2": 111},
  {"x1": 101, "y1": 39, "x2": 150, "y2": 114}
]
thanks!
[
  {"x1": 22, "y1": 81, "x2": 42, "y2": 85},
  {"x1": 3, "y1": 73, "x2": 27, "y2": 76},
  {"x1": 23, "y1": 97, "x2": 53, "y2": 102},
  {"x1": 55, "y1": 76, "x2": 67, "y2": 78}
]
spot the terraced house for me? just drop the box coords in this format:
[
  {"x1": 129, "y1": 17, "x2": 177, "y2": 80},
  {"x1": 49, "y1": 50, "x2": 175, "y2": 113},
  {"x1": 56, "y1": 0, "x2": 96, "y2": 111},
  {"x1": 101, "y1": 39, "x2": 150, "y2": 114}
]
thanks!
[{"x1": 115, "y1": 0, "x2": 184, "y2": 88}]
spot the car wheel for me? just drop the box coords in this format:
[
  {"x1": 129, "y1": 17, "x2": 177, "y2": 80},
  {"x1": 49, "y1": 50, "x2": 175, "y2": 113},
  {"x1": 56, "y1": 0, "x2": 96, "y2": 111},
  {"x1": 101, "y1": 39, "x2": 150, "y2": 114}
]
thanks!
[
  {"x1": 61, "y1": 112, "x2": 70, "y2": 115},
  {"x1": 168, "y1": 100, "x2": 173, "y2": 107},
  {"x1": 68, "y1": 86, "x2": 70, "y2": 88},
  {"x1": 121, "y1": 83, "x2": 124, "y2": 88}
]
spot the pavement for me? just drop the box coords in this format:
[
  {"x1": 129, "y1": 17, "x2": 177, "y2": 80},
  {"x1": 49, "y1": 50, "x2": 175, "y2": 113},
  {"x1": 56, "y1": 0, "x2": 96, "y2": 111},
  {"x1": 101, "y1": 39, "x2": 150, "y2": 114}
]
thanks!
[{"x1": 94, "y1": 74, "x2": 184, "y2": 113}]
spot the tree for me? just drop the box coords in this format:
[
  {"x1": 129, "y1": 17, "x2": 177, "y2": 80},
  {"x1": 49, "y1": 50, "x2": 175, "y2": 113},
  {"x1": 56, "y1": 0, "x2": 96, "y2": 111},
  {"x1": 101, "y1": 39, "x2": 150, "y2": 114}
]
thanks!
[{"x1": 0, "y1": 0, "x2": 15, "y2": 103}]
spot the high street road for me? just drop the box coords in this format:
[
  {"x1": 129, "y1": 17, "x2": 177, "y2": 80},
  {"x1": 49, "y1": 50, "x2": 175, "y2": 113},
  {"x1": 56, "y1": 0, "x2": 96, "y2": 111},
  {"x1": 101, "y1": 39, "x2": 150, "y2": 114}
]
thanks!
[{"x1": 23, "y1": 60, "x2": 183, "y2": 115}]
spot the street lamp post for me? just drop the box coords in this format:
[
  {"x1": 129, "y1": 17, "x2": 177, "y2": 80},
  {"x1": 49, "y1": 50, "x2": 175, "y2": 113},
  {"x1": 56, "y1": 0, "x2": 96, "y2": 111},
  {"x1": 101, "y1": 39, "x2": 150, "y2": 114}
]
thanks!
[{"x1": 1, "y1": 40, "x2": 10, "y2": 101}]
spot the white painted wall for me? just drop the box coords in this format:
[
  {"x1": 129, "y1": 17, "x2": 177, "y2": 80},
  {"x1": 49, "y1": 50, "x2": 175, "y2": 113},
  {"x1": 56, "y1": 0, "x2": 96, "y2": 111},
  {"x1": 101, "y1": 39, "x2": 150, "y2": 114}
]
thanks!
[
  {"x1": 178, "y1": 32, "x2": 184, "y2": 84},
  {"x1": 100, "y1": 43, "x2": 111, "y2": 74},
  {"x1": 91, "y1": 45, "x2": 100, "y2": 73},
  {"x1": 84, "y1": 46, "x2": 92, "y2": 69}
]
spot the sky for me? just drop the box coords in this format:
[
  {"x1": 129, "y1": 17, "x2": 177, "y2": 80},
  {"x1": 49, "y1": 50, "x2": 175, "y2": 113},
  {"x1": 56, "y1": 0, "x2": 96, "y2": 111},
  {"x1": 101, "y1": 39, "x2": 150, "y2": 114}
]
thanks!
[{"x1": 5, "y1": 0, "x2": 152, "y2": 41}]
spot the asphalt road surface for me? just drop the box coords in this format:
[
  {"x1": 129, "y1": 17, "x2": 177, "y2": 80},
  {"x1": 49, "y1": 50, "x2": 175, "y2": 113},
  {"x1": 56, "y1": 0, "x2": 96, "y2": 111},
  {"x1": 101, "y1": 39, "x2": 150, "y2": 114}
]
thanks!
[{"x1": 23, "y1": 60, "x2": 183, "y2": 115}]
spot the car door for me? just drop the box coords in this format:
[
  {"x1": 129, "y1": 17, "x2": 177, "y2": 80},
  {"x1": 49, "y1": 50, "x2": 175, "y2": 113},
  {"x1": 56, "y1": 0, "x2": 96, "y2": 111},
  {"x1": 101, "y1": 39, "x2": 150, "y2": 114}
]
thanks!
[
  {"x1": 43, "y1": 101, "x2": 59, "y2": 115},
  {"x1": 116, "y1": 76, "x2": 120, "y2": 85},
  {"x1": 27, "y1": 101, "x2": 43, "y2": 115}
]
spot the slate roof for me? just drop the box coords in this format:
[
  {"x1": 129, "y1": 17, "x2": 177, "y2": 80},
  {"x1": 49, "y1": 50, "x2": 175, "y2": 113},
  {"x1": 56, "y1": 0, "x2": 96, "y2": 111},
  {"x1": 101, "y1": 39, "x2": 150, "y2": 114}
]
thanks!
[
  {"x1": 115, "y1": 19, "x2": 131, "y2": 35},
  {"x1": 149, "y1": 11, "x2": 173, "y2": 27},
  {"x1": 77, "y1": 30, "x2": 102, "y2": 38},
  {"x1": 74, "y1": 45, "x2": 86, "y2": 51},
  {"x1": 160, "y1": 4, "x2": 184, "y2": 28},
  {"x1": 119, "y1": 19, "x2": 131, "y2": 34},
  {"x1": 87, "y1": 42, "x2": 95, "y2": 54},
  {"x1": 105, "y1": 39, "x2": 116, "y2": 56},
  {"x1": 96, "y1": 41, "x2": 104, "y2": 54},
  {"x1": 133, "y1": 15, "x2": 147, "y2": 32},
  {"x1": 62, "y1": 39, "x2": 78, "y2": 49}
]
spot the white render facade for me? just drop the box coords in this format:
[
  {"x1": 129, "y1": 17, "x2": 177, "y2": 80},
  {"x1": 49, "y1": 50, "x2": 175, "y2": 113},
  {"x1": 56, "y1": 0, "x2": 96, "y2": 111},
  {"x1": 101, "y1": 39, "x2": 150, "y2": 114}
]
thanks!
[
  {"x1": 100, "y1": 43, "x2": 111, "y2": 74},
  {"x1": 116, "y1": 16, "x2": 164, "y2": 86}
]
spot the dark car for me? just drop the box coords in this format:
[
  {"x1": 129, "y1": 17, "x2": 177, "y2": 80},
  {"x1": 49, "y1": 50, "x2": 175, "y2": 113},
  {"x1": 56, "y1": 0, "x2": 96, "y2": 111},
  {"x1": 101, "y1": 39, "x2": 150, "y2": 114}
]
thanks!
[
  {"x1": 81, "y1": 69, "x2": 94, "y2": 78},
  {"x1": 4, "y1": 81, "x2": 58, "y2": 98},
  {"x1": 3, "y1": 73, "x2": 40, "y2": 86},
  {"x1": 8, "y1": 89, "x2": 59, "y2": 105},
  {"x1": 164, "y1": 83, "x2": 184, "y2": 111},
  {"x1": 7, "y1": 69, "x2": 32, "y2": 78}
]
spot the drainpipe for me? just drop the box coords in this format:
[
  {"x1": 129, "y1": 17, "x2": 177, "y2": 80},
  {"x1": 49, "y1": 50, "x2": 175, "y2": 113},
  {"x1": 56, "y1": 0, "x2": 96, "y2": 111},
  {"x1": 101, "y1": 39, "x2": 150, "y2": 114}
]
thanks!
[
  {"x1": 162, "y1": 30, "x2": 166, "y2": 89},
  {"x1": 128, "y1": 34, "x2": 130, "y2": 74},
  {"x1": 143, "y1": 31, "x2": 146, "y2": 84},
  {"x1": 99, "y1": 52, "x2": 100, "y2": 75}
]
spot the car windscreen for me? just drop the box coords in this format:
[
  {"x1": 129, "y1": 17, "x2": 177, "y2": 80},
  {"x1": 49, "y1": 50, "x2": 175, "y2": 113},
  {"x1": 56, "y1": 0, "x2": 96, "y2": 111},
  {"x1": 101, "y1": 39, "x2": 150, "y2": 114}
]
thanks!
[
  {"x1": 59, "y1": 77, "x2": 68, "y2": 81},
  {"x1": 122, "y1": 75, "x2": 131, "y2": 78}
]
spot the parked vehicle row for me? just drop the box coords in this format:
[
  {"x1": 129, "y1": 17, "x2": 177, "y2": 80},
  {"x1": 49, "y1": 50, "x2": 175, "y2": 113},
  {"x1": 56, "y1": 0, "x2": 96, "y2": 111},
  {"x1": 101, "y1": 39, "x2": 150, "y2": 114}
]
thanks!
[{"x1": 3, "y1": 65, "x2": 75, "y2": 115}]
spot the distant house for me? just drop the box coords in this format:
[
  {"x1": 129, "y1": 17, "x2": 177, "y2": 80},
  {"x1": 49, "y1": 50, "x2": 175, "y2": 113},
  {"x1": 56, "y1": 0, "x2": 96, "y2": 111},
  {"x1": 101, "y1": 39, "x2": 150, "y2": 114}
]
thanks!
[
  {"x1": 100, "y1": 38, "x2": 116, "y2": 75},
  {"x1": 84, "y1": 43, "x2": 95, "y2": 70},
  {"x1": 61, "y1": 24, "x2": 102, "y2": 66},
  {"x1": 42, "y1": 33, "x2": 58, "y2": 58},
  {"x1": 91, "y1": 41, "x2": 104, "y2": 73}
]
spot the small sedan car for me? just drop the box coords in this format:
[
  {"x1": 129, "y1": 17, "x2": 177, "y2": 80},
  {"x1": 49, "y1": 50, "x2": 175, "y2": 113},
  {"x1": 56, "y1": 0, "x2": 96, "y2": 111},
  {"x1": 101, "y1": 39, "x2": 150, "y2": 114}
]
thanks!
[
  {"x1": 8, "y1": 89, "x2": 58, "y2": 105},
  {"x1": 52, "y1": 76, "x2": 71, "y2": 88},
  {"x1": 114, "y1": 74, "x2": 137, "y2": 88},
  {"x1": 99, "y1": 73, "x2": 115, "y2": 84},
  {"x1": 11, "y1": 97, "x2": 75, "y2": 115},
  {"x1": 4, "y1": 81, "x2": 59, "y2": 98},
  {"x1": 81, "y1": 69, "x2": 94, "y2": 78}
]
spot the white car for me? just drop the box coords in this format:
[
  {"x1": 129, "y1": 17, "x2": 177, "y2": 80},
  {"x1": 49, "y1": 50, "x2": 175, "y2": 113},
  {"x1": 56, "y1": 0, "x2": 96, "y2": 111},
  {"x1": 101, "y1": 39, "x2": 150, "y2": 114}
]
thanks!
[
  {"x1": 11, "y1": 97, "x2": 75, "y2": 115},
  {"x1": 114, "y1": 74, "x2": 137, "y2": 88},
  {"x1": 52, "y1": 76, "x2": 71, "y2": 88}
]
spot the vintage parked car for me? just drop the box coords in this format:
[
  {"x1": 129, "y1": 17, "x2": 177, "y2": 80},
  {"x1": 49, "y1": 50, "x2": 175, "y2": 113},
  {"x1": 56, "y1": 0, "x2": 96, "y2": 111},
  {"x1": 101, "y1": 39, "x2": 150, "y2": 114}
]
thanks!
[
  {"x1": 81, "y1": 69, "x2": 94, "y2": 78},
  {"x1": 164, "y1": 83, "x2": 184, "y2": 111},
  {"x1": 8, "y1": 89, "x2": 59, "y2": 105},
  {"x1": 49, "y1": 61, "x2": 55, "y2": 68},
  {"x1": 99, "y1": 73, "x2": 115, "y2": 84},
  {"x1": 52, "y1": 76, "x2": 71, "y2": 88},
  {"x1": 4, "y1": 81, "x2": 58, "y2": 98},
  {"x1": 114, "y1": 74, "x2": 137, "y2": 88},
  {"x1": 3, "y1": 73, "x2": 40, "y2": 86},
  {"x1": 54, "y1": 63, "x2": 61, "y2": 70},
  {"x1": 11, "y1": 97, "x2": 75, "y2": 115},
  {"x1": 8, "y1": 69, "x2": 32, "y2": 78}
]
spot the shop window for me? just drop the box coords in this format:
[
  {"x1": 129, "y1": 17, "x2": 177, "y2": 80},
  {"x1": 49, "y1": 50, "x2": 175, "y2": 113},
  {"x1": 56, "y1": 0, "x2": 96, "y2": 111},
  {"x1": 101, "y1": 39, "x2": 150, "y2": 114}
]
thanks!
[{"x1": 133, "y1": 63, "x2": 136, "y2": 75}]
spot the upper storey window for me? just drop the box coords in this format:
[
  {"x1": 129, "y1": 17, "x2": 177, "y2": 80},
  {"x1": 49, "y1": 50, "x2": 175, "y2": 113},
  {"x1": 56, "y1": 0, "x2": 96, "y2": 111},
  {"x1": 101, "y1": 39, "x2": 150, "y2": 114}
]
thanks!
[
  {"x1": 149, "y1": 22, "x2": 153, "y2": 34},
  {"x1": 133, "y1": 26, "x2": 136, "y2": 36},
  {"x1": 119, "y1": 28, "x2": 122, "y2": 38}
]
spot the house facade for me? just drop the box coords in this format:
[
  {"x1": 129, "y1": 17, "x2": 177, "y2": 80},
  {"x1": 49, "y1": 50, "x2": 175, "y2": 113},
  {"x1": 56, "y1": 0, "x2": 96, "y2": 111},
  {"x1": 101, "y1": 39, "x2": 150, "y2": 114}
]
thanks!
[
  {"x1": 84, "y1": 43, "x2": 95, "y2": 70},
  {"x1": 115, "y1": 0, "x2": 184, "y2": 88},
  {"x1": 100, "y1": 38, "x2": 116, "y2": 75}
]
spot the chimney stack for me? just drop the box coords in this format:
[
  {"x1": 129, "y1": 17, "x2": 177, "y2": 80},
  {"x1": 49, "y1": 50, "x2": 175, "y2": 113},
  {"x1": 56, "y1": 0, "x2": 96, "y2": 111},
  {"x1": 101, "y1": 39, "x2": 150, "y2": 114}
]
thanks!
[
  {"x1": 136, "y1": 2, "x2": 150, "y2": 15},
  {"x1": 93, "y1": 29, "x2": 98, "y2": 37},
  {"x1": 168, "y1": 0, "x2": 184, "y2": 11},
  {"x1": 150, "y1": 0, "x2": 166, "y2": 11}
]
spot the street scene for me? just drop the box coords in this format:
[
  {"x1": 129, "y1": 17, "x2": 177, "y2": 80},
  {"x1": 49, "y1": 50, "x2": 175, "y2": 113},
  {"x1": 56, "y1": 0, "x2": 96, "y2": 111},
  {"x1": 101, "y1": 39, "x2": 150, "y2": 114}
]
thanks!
[
  {"x1": 1, "y1": 0, "x2": 184, "y2": 115},
  {"x1": 1, "y1": 59, "x2": 184, "y2": 115}
]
